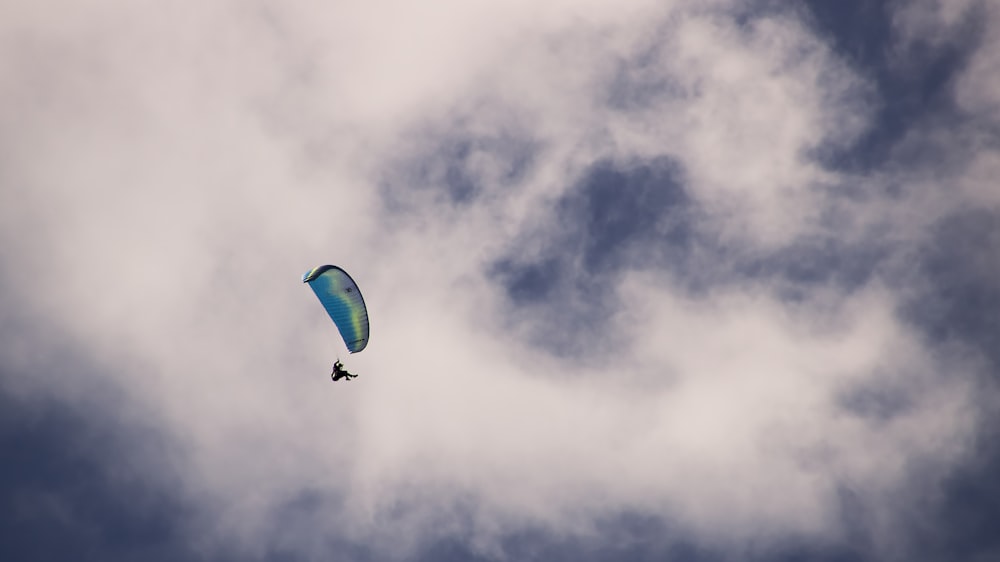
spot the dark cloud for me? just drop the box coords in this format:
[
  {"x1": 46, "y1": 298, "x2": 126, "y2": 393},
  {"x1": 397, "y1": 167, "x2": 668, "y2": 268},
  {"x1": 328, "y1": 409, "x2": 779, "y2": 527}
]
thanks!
[
  {"x1": 488, "y1": 155, "x2": 892, "y2": 357},
  {"x1": 491, "y1": 156, "x2": 692, "y2": 358},
  {"x1": 906, "y1": 432, "x2": 1000, "y2": 562},
  {"x1": 0, "y1": 365, "x2": 198, "y2": 561},
  {"x1": 382, "y1": 121, "x2": 539, "y2": 210},
  {"x1": 0, "y1": 311, "x2": 364, "y2": 562},
  {"x1": 799, "y1": 0, "x2": 987, "y2": 172},
  {"x1": 905, "y1": 208, "x2": 1000, "y2": 371},
  {"x1": 740, "y1": 230, "x2": 888, "y2": 301},
  {"x1": 410, "y1": 512, "x2": 719, "y2": 562},
  {"x1": 406, "y1": 509, "x2": 877, "y2": 562},
  {"x1": 2, "y1": 284, "x2": 177, "y2": 561},
  {"x1": 889, "y1": 208, "x2": 1000, "y2": 562},
  {"x1": 0, "y1": 294, "x2": 219, "y2": 562}
]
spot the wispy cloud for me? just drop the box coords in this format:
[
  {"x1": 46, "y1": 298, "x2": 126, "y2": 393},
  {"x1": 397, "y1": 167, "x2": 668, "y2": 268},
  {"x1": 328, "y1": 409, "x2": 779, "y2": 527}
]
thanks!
[{"x1": 2, "y1": 1, "x2": 999, "y2": 561}]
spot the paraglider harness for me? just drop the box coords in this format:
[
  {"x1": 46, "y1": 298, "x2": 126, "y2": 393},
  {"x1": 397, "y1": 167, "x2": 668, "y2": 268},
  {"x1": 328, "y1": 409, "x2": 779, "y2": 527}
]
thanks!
[{"x1": 331, "y1": 359, "x2": 357, "y2": 382}]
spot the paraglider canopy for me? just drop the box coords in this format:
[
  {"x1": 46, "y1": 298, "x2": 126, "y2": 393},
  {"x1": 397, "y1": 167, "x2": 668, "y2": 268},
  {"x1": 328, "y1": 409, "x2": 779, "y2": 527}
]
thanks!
[{"x1": 303, "y1": 265, "x2": 369, "y2": 353}]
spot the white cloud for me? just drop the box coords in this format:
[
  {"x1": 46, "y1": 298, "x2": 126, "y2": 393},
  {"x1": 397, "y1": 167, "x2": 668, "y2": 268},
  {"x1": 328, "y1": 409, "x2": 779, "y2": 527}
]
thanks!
[{"x1": 0, "y1": 1, "x2": 991, "y2": 559}]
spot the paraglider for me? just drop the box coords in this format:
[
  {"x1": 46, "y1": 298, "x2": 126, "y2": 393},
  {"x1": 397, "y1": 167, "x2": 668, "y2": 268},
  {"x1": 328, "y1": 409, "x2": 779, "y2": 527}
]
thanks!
[
  {"x1": 330, "y1": 359, "x2": 356, "y2": 381},
  {"x1": 303, "y1": 265, "x2": 369, "y2": 381}
]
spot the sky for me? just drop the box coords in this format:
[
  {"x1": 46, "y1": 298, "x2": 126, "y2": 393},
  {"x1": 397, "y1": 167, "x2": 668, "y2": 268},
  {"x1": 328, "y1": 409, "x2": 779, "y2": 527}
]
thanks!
[{"x1": 1, "y1": 0, "x2": 999, "y2": 561}]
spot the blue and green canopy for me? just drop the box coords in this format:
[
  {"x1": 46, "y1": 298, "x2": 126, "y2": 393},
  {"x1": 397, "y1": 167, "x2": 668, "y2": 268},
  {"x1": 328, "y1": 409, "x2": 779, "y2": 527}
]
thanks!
[{"x1": 303, "y1": 265, "x2": 369, "y2": 353}]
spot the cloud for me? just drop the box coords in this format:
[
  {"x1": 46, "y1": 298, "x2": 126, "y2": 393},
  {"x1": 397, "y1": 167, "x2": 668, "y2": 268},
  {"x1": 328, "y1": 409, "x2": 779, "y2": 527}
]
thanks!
[{"x1": 2, "y1": 1, "x2": 999, "y2": 561}]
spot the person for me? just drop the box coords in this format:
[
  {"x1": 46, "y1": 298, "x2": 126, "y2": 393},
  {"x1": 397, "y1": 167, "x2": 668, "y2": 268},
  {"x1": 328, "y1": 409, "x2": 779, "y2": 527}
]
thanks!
[{"x1": 331, "y1": 359, "x2": 357, "y2": 381}]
